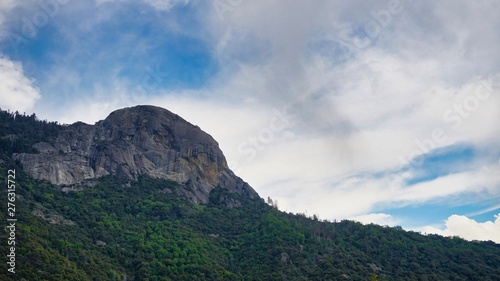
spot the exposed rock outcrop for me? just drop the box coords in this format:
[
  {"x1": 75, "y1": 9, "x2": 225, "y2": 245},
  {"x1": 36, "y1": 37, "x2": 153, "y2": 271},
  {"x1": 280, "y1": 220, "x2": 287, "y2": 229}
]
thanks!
[{"x1": 14, "y1": 105, "x2": 258, "y2": 203}]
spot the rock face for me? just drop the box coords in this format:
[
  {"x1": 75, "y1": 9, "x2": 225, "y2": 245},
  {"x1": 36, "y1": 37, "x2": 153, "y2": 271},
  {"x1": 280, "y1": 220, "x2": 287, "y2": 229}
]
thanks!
[{"x1": 14, "y1": 105, "x2": 258, "y2": 203}]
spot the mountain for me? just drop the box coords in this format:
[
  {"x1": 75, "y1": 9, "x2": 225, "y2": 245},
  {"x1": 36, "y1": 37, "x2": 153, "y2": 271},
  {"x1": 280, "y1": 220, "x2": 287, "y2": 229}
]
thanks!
[
  {"x1": 1, "y1": 107, "x2": 499, "y2": 281},
  {"x1": 12, "y1": 105, "x2": 257, "y2": 204}
]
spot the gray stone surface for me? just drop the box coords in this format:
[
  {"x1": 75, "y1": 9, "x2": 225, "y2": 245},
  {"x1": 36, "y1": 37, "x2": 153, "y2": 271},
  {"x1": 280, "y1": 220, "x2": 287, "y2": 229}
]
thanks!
[{"x1": 14, "y1": 105, "x2": 258, "y2": 203}]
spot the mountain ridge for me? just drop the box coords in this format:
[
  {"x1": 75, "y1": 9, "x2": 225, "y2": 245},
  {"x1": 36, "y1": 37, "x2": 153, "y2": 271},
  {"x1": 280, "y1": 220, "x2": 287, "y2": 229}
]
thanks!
[
  {"x1": 12, "y1": 105, "x2": 257, "y2": 204},
  {"x1": 1, "y1": 107, "x2": 499, "y2": 280}
]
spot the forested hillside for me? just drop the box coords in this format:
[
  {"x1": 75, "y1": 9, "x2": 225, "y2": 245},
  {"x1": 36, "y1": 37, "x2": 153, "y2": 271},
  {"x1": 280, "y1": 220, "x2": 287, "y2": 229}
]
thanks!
[
  {"x1": 0, "y1": 109, "x2": 61, "y2": 155},
  {"x1": 0, "y1": 109, "x2": 499, "y2": 280}
]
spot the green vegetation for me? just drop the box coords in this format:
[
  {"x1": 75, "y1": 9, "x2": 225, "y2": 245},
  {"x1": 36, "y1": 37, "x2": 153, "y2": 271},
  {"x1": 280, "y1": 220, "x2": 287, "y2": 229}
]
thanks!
[
  {"x1": 1, "y1": 166, "x2": 499, "y2": 280},
  {"x1": 0, "y1": 109, "x2": 499, "y2": 280},
  {"x1": 0, "y1": 109, "x2": 61, "y2": 155}
]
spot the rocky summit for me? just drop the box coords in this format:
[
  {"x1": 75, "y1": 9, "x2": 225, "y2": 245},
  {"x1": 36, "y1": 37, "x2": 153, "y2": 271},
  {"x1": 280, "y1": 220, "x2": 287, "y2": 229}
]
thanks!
[{"x1": 14, "y1": 105, "x2": 257, "y2": 203}]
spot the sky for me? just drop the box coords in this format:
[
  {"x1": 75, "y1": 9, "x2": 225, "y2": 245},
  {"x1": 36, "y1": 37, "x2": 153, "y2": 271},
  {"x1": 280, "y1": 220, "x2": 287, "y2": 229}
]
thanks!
[{"x1": 0, "y1": 0, "x2": 499, "y2": 243}]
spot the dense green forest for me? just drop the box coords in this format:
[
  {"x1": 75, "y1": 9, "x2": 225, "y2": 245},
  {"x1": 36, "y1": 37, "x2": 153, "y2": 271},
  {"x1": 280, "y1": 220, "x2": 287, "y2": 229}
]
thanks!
[
  {"x1": 0, "y1": 109, "x2": 499, "y2": 280},
  {"x1": 0, "y1": 109, "x2": 61, "y2": 155}
]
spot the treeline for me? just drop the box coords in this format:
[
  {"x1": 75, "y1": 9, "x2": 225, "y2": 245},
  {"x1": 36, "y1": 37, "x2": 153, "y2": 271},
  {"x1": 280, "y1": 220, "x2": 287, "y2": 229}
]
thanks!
[{"x1": 0, "y1": 108, "x2": 62, "y2": 155}]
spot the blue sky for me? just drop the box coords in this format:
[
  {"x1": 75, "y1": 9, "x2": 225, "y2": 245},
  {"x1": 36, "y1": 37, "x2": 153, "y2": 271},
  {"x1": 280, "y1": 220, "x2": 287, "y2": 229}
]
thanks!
[{"x1": 1, "y1": 0, "x2": 499, "y2": 242}]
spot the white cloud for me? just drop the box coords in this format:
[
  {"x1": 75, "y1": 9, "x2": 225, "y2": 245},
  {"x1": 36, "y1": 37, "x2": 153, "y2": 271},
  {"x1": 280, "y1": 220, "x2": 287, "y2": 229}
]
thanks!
[
  {"x1": 0, "y1": 57, "x2": 41, "y2": 112},
  {"x1": 142, "y1": 0, "x2": 190, "y2": 11},
  {"x1": 350, "y1": 213, "x2": 400, "y2": 227},
  {"x1": 395, "y1": 169, "x2": 500, "y2": 203},
  {"x1": 422, "y1": 213, "x2": 500, "y2": 243},
  {"x1": 200, "y1": 0, "x2": 500, "y2": 222}
]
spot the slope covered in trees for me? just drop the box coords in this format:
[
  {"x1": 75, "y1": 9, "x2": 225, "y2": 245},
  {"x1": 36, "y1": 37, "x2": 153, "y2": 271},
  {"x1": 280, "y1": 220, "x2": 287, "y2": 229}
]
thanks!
[
  {"x1": 0, "y1": 109, "x2": 62, "y2": 156},
  {"x1": 0, "y1": 109, "x2": 499, "y2": 280}
]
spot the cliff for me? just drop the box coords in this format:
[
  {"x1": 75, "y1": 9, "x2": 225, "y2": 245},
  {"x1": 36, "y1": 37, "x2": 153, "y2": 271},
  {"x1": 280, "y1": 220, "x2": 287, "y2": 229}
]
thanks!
[{"x1": 13, "y1": 105, "x2": 258, "y2": 203}]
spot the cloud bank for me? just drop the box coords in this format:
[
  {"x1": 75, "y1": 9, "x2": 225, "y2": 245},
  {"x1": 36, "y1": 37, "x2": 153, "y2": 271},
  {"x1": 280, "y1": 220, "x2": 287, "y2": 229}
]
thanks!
[{"x1": 423, "y1": 214, "x2": 500, "y2": 243}]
